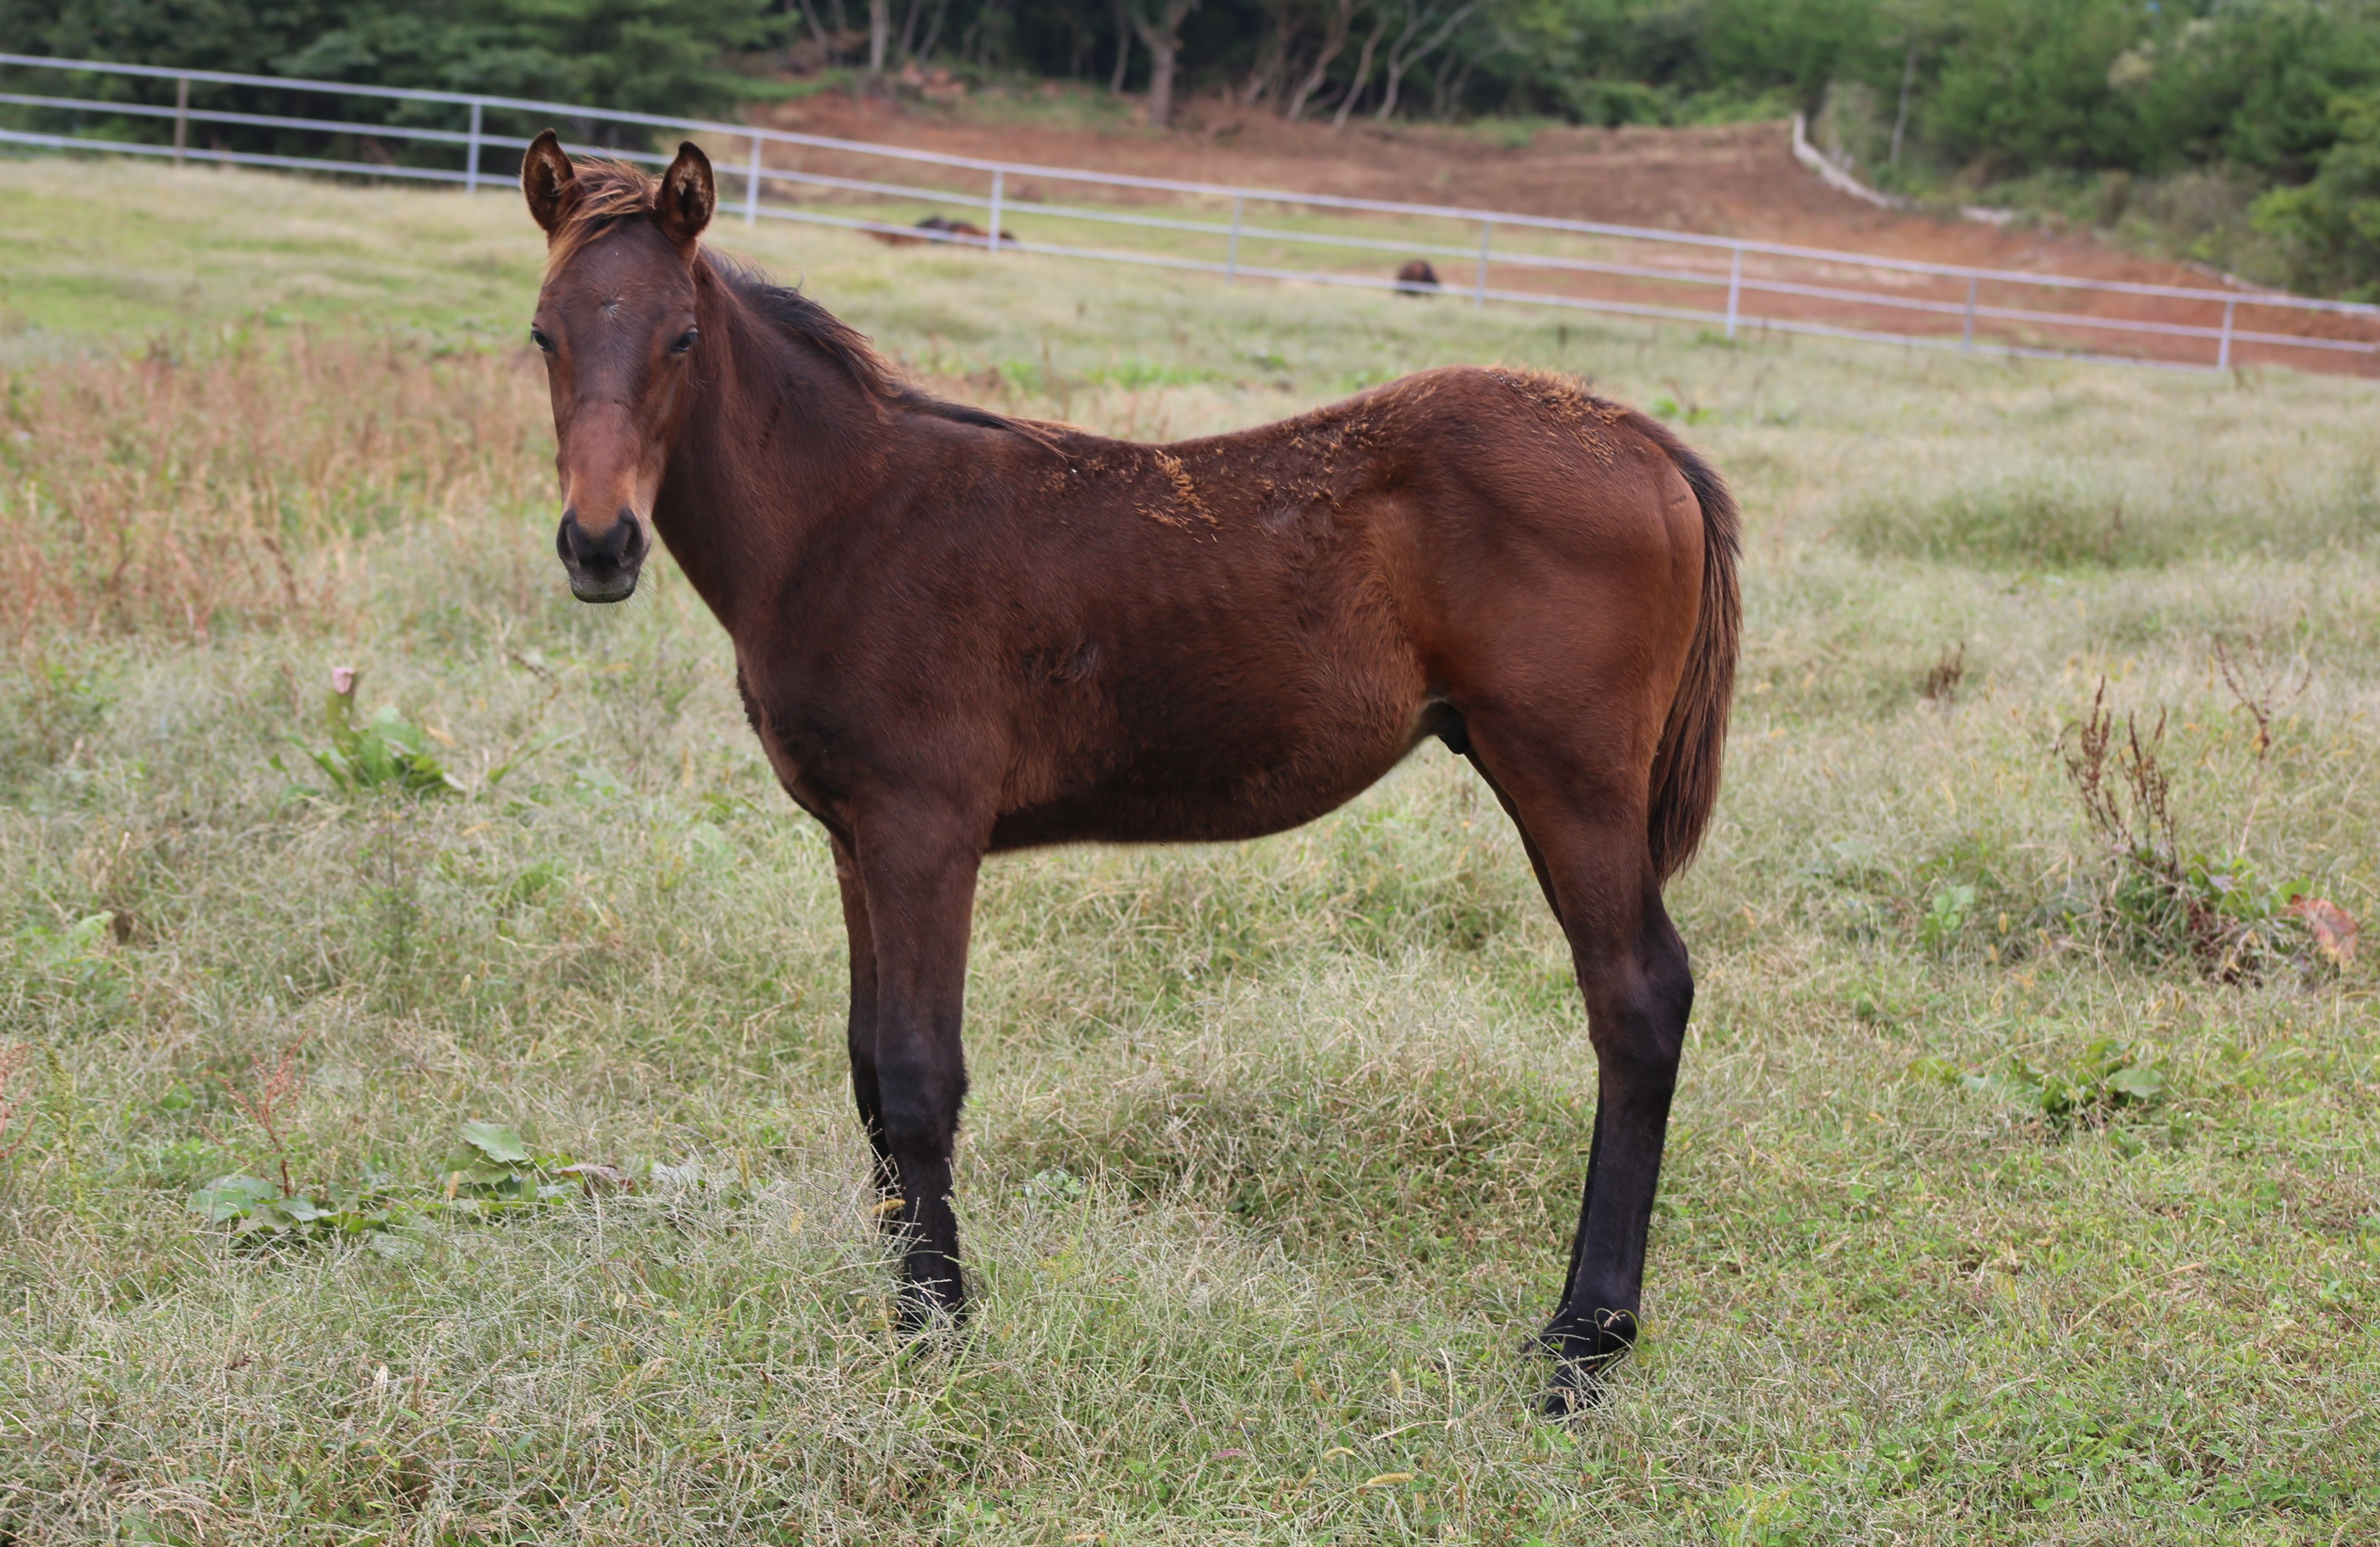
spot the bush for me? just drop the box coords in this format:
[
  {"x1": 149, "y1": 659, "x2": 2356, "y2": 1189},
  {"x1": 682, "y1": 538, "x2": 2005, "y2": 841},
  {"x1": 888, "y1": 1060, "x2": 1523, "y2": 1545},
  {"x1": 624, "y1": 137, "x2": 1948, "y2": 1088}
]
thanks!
[{"x1": 2253, "y1": 90, "x2": 2380, "y2": 300}]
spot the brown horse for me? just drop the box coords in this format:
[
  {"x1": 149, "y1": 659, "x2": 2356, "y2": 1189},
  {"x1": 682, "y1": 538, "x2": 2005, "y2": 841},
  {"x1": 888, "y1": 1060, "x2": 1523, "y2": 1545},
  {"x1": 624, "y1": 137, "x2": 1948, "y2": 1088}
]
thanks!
[{"x1": 519, "y1": 133, "x2": 1739, "y2": 1410}]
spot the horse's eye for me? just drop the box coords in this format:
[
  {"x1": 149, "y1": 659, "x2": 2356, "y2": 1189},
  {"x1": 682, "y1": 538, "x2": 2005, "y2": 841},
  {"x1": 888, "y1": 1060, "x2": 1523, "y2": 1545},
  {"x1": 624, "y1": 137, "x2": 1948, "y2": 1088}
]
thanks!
[
  {"x1": 670, "y1": 328, "x2": 699, "y2": 355},
  {"x1": 530, "y1": 327, "x2": 554, "y2": 353}
]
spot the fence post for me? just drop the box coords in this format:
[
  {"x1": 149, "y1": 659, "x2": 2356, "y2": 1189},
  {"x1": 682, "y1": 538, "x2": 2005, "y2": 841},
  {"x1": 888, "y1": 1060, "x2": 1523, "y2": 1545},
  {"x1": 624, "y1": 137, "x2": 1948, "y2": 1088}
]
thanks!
[
  {"x1": 173, "y1": 76, "x2": 189, "y2": 166},
  {"x1": 987, "y1": 167, "x2": 1004, "y2": 252},
  {"x1": 1724, "y1": 244, "x2": 1743, "y2": 340},
  {"x1": 744, "y1": 135, "x2": 761, "y2": 225},
  {"x1": 1474, "y1": 220, "x2": 1493, "y2": 308},
  {"x1": 464, "y1": 99, "x2": 483, "y2": 194},
  {"x1": 2217, "y1": 296, "x2": 2236, "y2": 370},
  {"x1": 1225, "y1": 194, "x2": 1244, "y2": 284},
  {"x1": 1962, "y1": 275, "x2": 1977, "y2": 351}
]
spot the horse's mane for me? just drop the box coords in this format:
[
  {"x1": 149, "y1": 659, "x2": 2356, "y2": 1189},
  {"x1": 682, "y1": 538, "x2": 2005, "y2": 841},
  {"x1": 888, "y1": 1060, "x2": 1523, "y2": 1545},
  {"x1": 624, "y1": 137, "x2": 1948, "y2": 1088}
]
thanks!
[
  {"x1": 708, "y1": 253, "x2": 1017, "y2": 434},
  {"x1": 546, "y1": 157, "x2": 1024, "y2": 438}
]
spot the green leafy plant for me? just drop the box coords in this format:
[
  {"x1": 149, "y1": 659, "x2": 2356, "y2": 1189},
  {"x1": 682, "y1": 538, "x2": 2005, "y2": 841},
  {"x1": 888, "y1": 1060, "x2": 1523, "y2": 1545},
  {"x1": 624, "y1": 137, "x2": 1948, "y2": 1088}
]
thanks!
[
  {"x1": 439, "y1": 1120, "x2": 629, "y2": 1210},
  {"x1": 12, "y1": 910, "x2": 128, "y2": 1005},
  {"x1": 274, "y1": 665, "x2": 459, "y2": 798},
  {"x1": 188, "y1": 1171, "x2": 421, "y2": 1256},
  {"x1": 190, "y1": 1119, "x2": 631, "y2": 1252},
  {"x1": 1916, "y1": 1038, "x2": 2167, "y2": 1133},
  {"x1": 1919, "y1": 884, "x2": 1979, "y2": 952}
]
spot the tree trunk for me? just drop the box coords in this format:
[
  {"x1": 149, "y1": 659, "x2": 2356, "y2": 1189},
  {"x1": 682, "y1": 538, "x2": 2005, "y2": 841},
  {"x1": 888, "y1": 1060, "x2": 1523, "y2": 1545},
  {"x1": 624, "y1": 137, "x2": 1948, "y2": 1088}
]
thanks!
[
  {"x1": 796, "y1": 0, "x2": 834, "y2": 62},
  {"x1": 1110, "y1": 0, "x2": 1133, "y2": 92},
  {"x1": 1283, "y1": 0, "x2": 1354, "y2": 122},
  {"x1": 1378, "y1": 0, "x2": 1475, "y2": 121},
  {"x1": 917, "y1": 0, "x2": 950, "y2": 61},
  {"x1": 1145, "y1": 38, "x2": 1179, "y2": 127},
  {"x1": 869, "y1": 0, "x2": 889, "y2": 73},
  {"x1": 1239, "y1": 0, "x2": 1298, "y2": 108},
  {"x1": 1331, "y1": 12, "x2": 1389, "y2": 129},
  {"x1": 1890, "y1": 41, "x2": 1918, "y2": 167},
  {"x1": 1128, "y1": 0, "x2": 1200, "y2": 130}
]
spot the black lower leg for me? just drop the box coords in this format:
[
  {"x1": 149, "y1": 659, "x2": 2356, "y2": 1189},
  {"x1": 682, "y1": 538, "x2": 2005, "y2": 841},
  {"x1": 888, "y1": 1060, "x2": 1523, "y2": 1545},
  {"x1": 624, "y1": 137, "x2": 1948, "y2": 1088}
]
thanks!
[
  {"x1": 1555, "y1": 1105, "x2": 1605, "y2": 1309},
  {"x1": 1543, "y1": 901, "x2": 1692, "y2": 1411},
  {"x1": 888, "y1": 1149, "x2": 964, "y2": 1329}
]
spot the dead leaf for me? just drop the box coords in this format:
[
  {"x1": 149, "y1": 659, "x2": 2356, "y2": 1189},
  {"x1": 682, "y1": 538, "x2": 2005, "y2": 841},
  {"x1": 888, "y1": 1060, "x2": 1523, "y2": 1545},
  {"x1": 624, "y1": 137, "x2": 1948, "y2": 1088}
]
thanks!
[
  {"x1": 2288, "y1": 896, "x2": 2358, "y2": 966},
  {"x1": 556, "y1": 1162, "x2": 633, "y2": 1192}
]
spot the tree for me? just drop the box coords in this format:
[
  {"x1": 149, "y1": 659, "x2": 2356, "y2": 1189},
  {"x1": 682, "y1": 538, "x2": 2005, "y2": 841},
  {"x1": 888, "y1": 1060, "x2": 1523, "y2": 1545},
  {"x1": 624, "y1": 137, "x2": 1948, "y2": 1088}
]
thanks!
[
  {"x1": 1331, "y1": 4, "x2": 1390, "y2": 128},
  {"x1": 2254, "y1": 90, "x2": 2380, "y2": 300},
  {"x1": 1123, "y1": 0, "x2": 1201, "y2": 128},
  {"x1": 1372, "y1": 0, "x2": 1476, "y2": 121},
  {"x1": 1282, "y1": 0, "x2": 1354, "y2": 121}
]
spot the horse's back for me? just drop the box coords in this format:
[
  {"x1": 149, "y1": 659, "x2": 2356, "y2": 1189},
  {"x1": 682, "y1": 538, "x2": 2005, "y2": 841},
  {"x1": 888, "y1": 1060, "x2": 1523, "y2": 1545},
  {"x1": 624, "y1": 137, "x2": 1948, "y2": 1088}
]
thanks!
[{"x1": 977, "y1": 368, "x2": 1708, "y2": 845}]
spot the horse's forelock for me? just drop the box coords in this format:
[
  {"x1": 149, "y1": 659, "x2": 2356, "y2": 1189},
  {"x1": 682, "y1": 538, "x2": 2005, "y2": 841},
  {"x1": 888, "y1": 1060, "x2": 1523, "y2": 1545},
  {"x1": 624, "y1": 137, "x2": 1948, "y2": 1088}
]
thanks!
[{"x1": 543, "y1": 159, "x2": 663, "y2": 273}]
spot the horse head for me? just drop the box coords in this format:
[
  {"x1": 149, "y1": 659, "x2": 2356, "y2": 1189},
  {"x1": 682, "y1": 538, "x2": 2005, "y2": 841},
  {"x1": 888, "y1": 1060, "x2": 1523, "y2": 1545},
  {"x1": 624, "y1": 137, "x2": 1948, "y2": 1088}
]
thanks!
[{"x1": 521, "y1": 130, "x2": 715, "y2": 603}]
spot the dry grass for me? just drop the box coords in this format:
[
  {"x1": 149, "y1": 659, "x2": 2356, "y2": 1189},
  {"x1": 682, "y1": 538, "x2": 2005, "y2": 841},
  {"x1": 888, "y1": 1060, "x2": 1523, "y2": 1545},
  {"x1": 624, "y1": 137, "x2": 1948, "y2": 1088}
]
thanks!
[
  {"x1": 0, "y1": 337, "x2": 547, "y2": 642},
  {"x1": 0, "y1": 159, "x2": 2376, "y2": 1545}
]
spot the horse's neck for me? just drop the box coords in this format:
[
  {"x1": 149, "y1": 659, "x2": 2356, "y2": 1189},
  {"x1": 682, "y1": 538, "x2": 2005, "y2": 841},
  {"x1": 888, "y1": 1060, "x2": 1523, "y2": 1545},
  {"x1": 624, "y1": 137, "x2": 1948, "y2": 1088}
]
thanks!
[{"x1": 657, "y1": 296, "x2": 900, "y2": 636}]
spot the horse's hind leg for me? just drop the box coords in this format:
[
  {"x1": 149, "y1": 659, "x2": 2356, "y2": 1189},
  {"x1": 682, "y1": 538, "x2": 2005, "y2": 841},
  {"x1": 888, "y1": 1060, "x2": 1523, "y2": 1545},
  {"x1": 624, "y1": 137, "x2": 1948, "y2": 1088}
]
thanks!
[{"x1": 1465, "y1": 727, "x2": 1693, "y2": 1413}]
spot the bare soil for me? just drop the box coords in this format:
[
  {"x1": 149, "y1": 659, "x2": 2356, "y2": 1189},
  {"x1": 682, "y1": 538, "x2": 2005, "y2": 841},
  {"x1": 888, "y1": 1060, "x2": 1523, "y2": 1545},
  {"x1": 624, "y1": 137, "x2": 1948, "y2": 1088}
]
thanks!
[{"x1": 755, "y1": 89, "x2": 2374, "y2": 373}]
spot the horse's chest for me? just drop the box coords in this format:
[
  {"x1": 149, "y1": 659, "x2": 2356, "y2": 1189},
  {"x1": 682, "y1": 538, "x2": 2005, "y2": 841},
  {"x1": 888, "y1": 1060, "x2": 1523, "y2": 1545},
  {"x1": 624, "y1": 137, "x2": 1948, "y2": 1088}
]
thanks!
[{"x1": 734, "y1": 662, "x2": 838, "y2": 821}]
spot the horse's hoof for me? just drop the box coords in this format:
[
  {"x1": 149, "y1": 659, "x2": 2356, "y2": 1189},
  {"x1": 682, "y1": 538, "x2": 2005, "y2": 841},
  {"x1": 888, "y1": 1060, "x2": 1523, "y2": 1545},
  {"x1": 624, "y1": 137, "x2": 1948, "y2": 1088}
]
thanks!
[
  {"x1": 1541, "y1": 1359, "x2": 1610, "y2": 1418},
  {"x1": 892, "y1": 1278, "x2": 969, "y2": 1340},
  {"x1": 1535, "y1": 1305, "x2": 1636, "y2": 1416}
]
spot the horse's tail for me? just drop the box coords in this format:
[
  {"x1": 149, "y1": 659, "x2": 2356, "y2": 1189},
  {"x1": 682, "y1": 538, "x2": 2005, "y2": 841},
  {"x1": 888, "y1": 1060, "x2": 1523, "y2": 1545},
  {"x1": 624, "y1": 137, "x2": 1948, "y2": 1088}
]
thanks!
[{"x1": 1638, "y1": 420, "x2": 1742, "y2": 882}]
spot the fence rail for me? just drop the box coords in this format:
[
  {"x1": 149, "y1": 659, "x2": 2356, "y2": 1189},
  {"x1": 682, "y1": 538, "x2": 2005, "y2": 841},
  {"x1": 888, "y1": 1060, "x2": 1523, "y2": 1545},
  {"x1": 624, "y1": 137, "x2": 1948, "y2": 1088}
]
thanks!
[{"x1": 4, "y1": 51, "x2": 2376, "y2": 374}]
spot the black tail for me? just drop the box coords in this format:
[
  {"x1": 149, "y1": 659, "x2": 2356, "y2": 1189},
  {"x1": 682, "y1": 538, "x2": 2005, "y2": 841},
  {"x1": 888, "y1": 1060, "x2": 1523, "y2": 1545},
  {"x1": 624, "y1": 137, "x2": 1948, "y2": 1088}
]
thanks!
[{"x1": 1634, "y1": 419, "x2": 1741, "y2": 880}]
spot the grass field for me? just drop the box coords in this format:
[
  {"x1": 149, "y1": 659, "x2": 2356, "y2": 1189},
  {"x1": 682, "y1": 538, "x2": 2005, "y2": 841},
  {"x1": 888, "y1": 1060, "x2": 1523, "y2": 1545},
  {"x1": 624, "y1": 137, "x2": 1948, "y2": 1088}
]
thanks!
[{"x1": 2, "y1": 154, "x2": 2377, "y2": 1545}]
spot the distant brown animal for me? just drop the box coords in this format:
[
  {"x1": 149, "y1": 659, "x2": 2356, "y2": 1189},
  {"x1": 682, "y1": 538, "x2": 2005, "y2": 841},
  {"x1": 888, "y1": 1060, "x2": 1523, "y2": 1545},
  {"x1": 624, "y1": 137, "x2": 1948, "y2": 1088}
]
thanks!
[
  {"x1": 519, "y1": 133, "x2": 1739, "y2": 1413},
  {"x1": 1395, "y1": 258, "x2": 1442, "y2": 295},
  {"x1": 868, "y1": 213, "x2": 1019, "y2": 249}
]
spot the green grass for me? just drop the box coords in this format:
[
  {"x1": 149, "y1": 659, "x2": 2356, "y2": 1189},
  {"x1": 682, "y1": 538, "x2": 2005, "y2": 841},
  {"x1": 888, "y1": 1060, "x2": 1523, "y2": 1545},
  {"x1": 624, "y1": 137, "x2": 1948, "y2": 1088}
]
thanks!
[{"x1": 2, "y1": 154, "x2": 2377, "y2": 1545}]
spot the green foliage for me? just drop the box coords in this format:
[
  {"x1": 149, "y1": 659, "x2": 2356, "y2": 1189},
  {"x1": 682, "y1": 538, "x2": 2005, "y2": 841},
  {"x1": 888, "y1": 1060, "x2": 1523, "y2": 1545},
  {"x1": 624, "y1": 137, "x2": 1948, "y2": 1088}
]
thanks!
[
  {"x1": 1, "y1": 0, "x2": 780, "y2": 149},
  {"x1": 437, "y1": 1118, "x2": 611, "y2": 1206},
  {"x1": 2253, "y1": 90, "x2": 2380, "y2": 300},
  {"x1": 1917, "y1": 883, "x2": 1977, "y2": 953},
  {"x1": 1918, "y1": 1038, "x2": 2168, "y2": 1132},
  {"x1": 188, "y1": 1171, "x2": 424, "y2": 1256},
  {"x1": 187, "y1": 1122, "x2": 626, "y2": 1252},
  {"x1": 278, "y1": 0, "x2": 781, "y2": 122},
  {"x1": 278, "y1": 670, "x2": 461, "y2": 799},
  {"x1": 12, "y1": 911, "x2": 129, "y2": 1008}
]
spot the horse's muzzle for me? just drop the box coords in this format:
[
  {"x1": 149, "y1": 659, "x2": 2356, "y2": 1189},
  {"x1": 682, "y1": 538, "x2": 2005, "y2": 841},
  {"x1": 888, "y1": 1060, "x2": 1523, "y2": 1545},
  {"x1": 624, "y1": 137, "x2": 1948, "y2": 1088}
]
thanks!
[{"x1": 556, "y1": 507, "x2": 647, "y2": 603}]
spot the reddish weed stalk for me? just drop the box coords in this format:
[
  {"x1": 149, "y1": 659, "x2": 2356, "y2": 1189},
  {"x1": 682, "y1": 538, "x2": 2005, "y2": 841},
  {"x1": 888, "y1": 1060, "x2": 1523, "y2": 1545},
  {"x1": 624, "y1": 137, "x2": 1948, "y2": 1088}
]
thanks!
[{"x1": 212, "y1": 1038, "x2": 311, "y2": 1197}]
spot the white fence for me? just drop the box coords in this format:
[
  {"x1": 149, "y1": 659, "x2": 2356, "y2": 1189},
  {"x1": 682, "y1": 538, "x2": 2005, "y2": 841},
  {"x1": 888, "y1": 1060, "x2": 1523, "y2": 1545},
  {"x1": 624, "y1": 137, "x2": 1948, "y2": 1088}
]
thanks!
[{"x1": 4, "y1": 51, "x2": 2376, "y2": 375}]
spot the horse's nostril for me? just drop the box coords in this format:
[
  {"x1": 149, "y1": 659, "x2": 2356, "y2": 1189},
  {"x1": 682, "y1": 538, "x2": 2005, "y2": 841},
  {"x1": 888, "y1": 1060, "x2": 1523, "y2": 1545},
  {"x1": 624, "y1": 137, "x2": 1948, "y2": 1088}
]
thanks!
[{"x1": 557, "y1": 510, "x2": 643, "y2": 573}]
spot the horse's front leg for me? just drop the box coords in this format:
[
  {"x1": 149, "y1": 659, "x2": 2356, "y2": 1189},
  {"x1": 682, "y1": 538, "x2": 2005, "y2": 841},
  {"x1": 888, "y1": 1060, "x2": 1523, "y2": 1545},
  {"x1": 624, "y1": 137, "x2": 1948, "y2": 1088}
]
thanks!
[
  {"x1": 848, "y1": 805, "x2": 984, "y2": 1328},
  {"x1": 829, "y1": 833, "x2": 894, "y2": 1199}
]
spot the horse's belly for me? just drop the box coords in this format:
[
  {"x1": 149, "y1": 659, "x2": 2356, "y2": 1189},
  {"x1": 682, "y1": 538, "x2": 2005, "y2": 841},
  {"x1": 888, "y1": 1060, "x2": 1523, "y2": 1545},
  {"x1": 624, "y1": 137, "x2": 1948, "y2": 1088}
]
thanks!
[{"x1": 989, "y1": 719, "x2": 1424, "y2": 852}]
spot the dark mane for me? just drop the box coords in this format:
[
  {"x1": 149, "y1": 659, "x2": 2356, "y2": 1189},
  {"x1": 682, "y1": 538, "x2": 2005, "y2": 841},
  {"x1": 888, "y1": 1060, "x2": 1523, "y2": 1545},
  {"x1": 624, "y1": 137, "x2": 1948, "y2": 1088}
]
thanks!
[
  {"x1": 706, "y1": 252, "x2": 1026, "y2": 436},
  {"x1": 548, "y1": 157, "x2": 1022, "y2": 438}
]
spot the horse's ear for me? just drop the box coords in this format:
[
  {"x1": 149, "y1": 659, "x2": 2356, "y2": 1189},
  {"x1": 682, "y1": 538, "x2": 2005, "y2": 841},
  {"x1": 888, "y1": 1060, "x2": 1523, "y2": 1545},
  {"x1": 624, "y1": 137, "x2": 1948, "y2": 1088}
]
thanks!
[
  {"x1": 654, "y1": 142, "x2": 715, "y2": 247},
  {"x1": 521, "y1": 130, "x2": 577, "y2": 236}
]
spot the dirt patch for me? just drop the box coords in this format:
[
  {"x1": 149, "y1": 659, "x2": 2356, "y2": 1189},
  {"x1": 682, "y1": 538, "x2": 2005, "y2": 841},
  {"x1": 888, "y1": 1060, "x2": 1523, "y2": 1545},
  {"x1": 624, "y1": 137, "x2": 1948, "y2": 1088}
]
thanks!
[{"x1": 750, "y1": 90, "x2": 2375, "y2": 374}]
